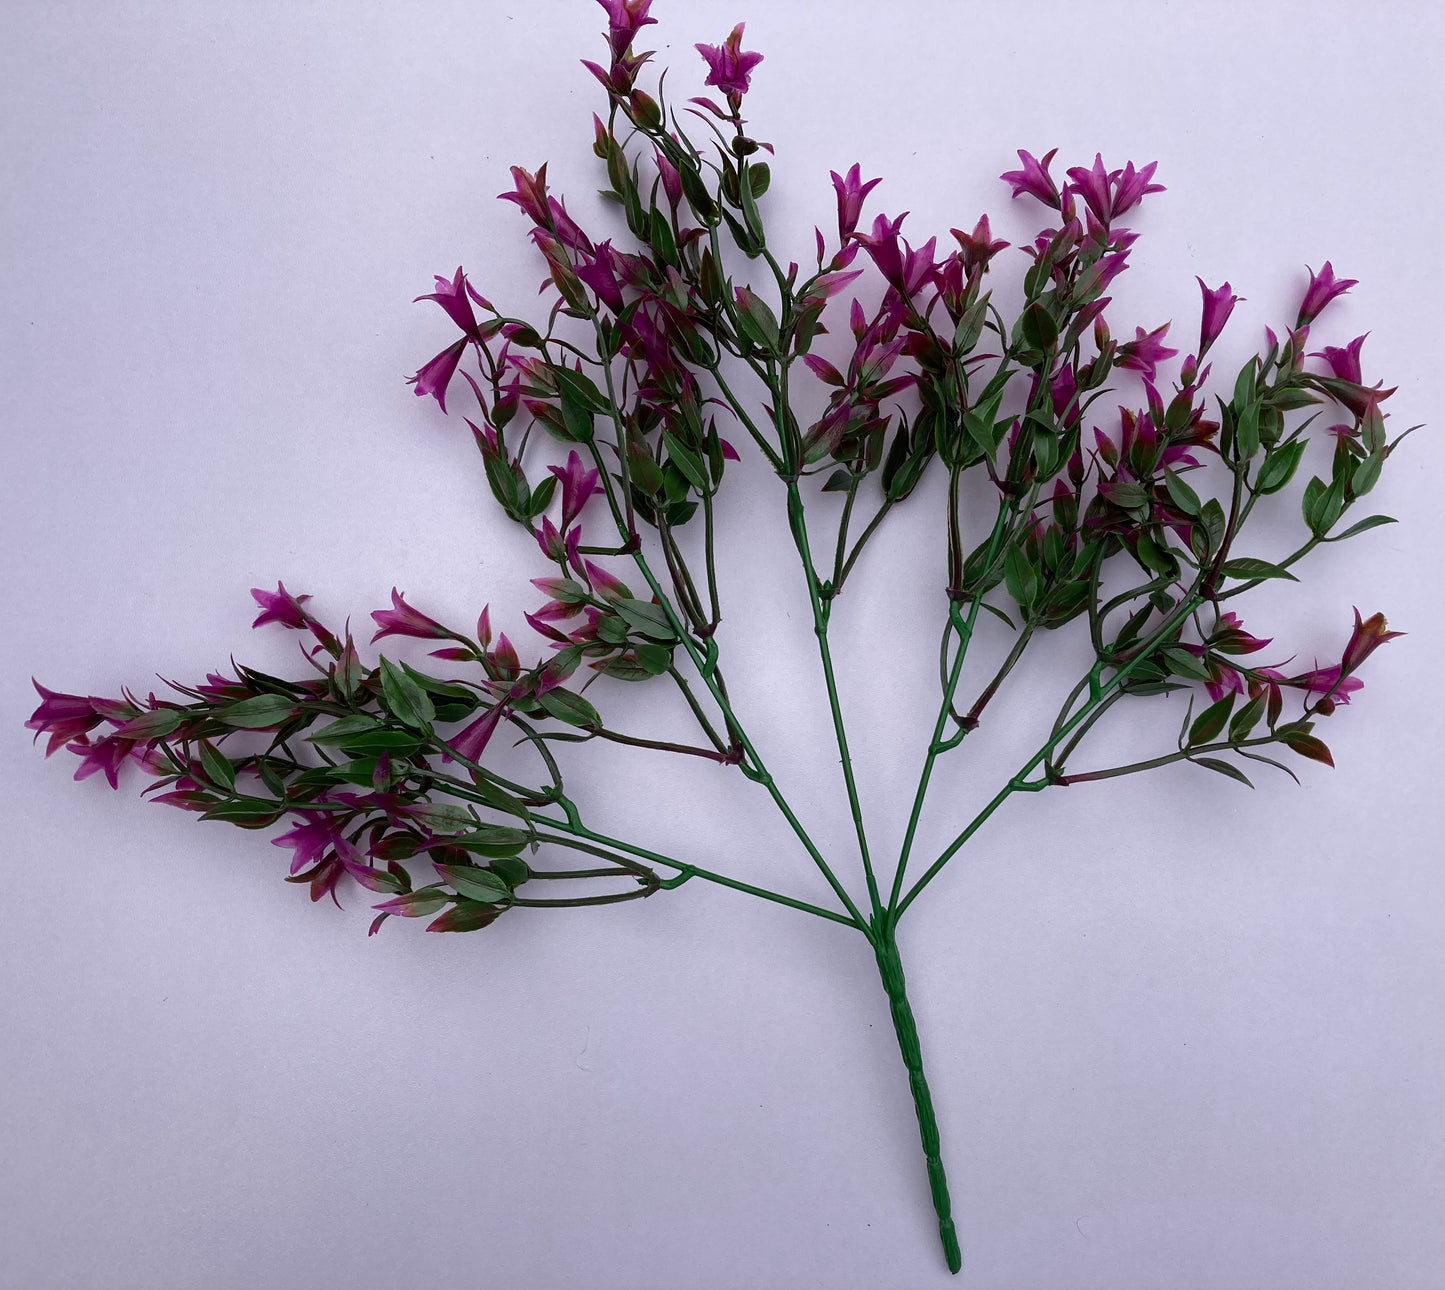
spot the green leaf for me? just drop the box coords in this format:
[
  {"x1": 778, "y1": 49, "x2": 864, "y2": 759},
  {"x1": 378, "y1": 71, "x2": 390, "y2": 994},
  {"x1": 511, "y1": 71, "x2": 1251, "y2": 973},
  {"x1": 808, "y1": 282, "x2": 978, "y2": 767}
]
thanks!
[
  {"x1": 200, "y1": 798, "x2": 287, "y2": 828},
  {"x1": 1281, "y1": 730, "x2": 1334, "y2": 767},
  {"x1": 1020, "y1": 300, "x2": 1058, "y2": 351},
  {"x1": 1254, "y1": 439, "x2": 1307, "y2": 494},
  {"x1": 613, "y1": 597, "x2": 677, "y2": 641},
  {"x1": 408, "y1": 802, "x2": 474, "y2": 834},
  {"x1": 332, "y1": 729, "x2": 427, "y2": 757},
  {"x1": 1234, "y1": 401, "x2": 1260, "y2": 460},
  {"x1": 1351, "y1": 451, "x2": 1383, "y2": 496},
  {"x1": 662, "y1": 430, "x2": 711, "y2": 494},
  {"x1": 197, "y1": 740, "x2": 235, "y2": 792},
  {"x1": 1232, "y1": 355, "x2": 1257, "y2": 411},
  {"x1": 1192, "y1": 756, "x2": 1254, "y2": 788},
  {"x1": 490, "y1": 856, "x2": 532, "y2": 889},
  {"x1": 732, "y1": 286, "x2": 780, "y2": 353},
  {"x1": 557, "y1": 382, "x2": 596, "y2": 442},
  {"x1": 1327, "y1": 513, "x2": 1397, "y2": 542},
  {"x1": 217, "y1": 694, "x2": 301, "y2": 729},
  {"x1": 435, "y1": 863, "x2": 513, "y2": 903},
  {"x1": 379, "y1": 658, "x2": 435, "y2": 731},
  {"x1": 1228, "y1": 692, "x2": 1267, "y2": 743},
  {"x1": 1220, "y1": 557, "x2": 1298, "y2": 582},
  {"x1": 116, "y1": 708, "x2": 185, "y2": 740},
  {"x1": 1162, "y1": 647, "x2": 1212, "y2": 682},
  {"x1": 1162, "y1": 468, "x2": 1202, "y2": 516},
  {"x1": 537, "y1": 688, "x2": 602, "y2": 730},
  {"x1": 1188, "y1": 693, "x2": 1236, "y2": 747},
  {"x1": 428, "y1": 900, "x2": 506, "y2": 932},
  {"x1": 528, "y1": 473, "x2": 558, "y2": 519},
  {"x1": 308, "y1": 714, "x2": 382, "y2": 745},
  {"x1": 450, "y1": 825, "x2": 532, "y2": 858}
]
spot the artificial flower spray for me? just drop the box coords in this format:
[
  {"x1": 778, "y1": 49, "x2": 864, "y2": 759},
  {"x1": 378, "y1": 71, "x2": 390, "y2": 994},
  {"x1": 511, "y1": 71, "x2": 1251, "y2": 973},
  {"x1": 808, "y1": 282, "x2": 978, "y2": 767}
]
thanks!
[{"x1": 29, "y1": 1, "x2": 1411, "y2": 1273}]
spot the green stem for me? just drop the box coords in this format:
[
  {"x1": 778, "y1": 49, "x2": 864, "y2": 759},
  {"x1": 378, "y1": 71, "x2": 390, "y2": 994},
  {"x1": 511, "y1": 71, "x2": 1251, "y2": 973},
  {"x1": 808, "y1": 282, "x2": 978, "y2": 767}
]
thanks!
[
  {"x1": 895, "y1": 585, "x2": 1207, "y2": 919},
  {"x1": 787, "y1": 480, "x2": 882, "y2": 918},
  {"x1": 875, "y1": 931, "x2": 962, "y2": 1275},
  {"x1": 887, "y1": 500, "x2": 1012, "y2": 915}
]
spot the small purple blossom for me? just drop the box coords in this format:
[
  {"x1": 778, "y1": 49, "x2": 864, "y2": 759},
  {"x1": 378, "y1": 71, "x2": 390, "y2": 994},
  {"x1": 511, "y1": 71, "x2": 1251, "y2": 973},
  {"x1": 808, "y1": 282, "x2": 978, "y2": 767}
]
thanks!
[
  {"x1": 409, "y1": 338, "x2": 468, "y2": 414},
  {"x1": 68, "y1": 734, "x2": 137, "y2": 790},
  {"x1": 1297, "y1": 261, "x2": 1357, "y2": 326},
  {"x1": 598, "y1": 0, "x2": 656, "y2": 58},
  {"x1": 950, "y1": 215, "x2": 1009, "y2": 278},
  {"x1": 1117, "y1": 323, "x2": 1178, "y2": 382},
  {"x1": 548, "y1": 450, "x2": 601, "y2": 530},
  {"x1": 272, "y1": 811, "x2": 347, "y2": 876},
  {"x1": 696, "y1": 23, "x2": 763, "y2": 99},
  {"x1": 1000, "y1": 148, "x2": 1060, "y2": 208},
  {"x1": 1313, "y1": 333, "x2": 1368, "y2": 385},
  {"x1": 1065, "y1": 154, "x2": 1113, "y2": 225},
  {"x1": 250, "y1": 581, "x2": 311, "y2": 631},
  {"x1": 415, "y1": 266, "x2": 480, "y2": 337},
  {"x1": 830, "y1": 164, "x2": 882, "y2": 242},
  {"x1": 370, "y1": 588, "x2": 453, "y2": 643},
  {"x1": 26, "y1": 682, "x2": 106, "y2": 756},
  {"x1": 1195, "y1": 277, "x2": 1240, "y2": 360},
  {"x1": 1341, "y1": 608, "x2": 1402, "y2": 675},
  {"x1": 1110, "y1": 160, "x2": 1165, "y2": 218},
  {"x1": 498, "y1": 164, "x2": 551, "y2": 228}
]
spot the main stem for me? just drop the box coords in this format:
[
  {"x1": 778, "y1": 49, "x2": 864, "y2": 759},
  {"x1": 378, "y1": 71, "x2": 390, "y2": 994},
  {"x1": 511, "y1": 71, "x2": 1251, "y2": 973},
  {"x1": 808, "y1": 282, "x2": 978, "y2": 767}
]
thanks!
[{"x1": 875, "y1": 925, "x2": 962, "y2": 1274}]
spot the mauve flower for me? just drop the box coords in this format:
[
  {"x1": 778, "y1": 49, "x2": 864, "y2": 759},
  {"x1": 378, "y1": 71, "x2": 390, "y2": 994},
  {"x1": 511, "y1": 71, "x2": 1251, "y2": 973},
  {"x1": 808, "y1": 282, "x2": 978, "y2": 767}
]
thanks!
[
  {"x1": 409, "y1": 338, "x2": 468, "y2": 414},
  {"x1": 654, "y1": 148, "x2": 682, "y2": 210},
  {"x1": 1209, "y1": 611, "x2": 1272, "y2": 656},
  {"x1": 498, "y1": 164, "x2": 551, "y2": 228},
  {"x1": 415, "y1": 266, "x2": 480, "y2": 337},
  {"x1": 1297, "y1": 261, "x2": 1357, "y2": 326},
  {"x1": 1196, "y1": 277, "x2": 1240, "y2": 360},
  {"x1": 576, "y1": 241, "x2": 626, "y2": 314},
  {"x1": 1066, "y1": 154, "x2": 1113, "y2": 224},
  {"x1": 1117, "y1": 323, "x2": 1178, "y2": 382},
  {"x1": 854, "y1": 213, "x2": 938, "y2": 297},
  {"x1": 68, "y1": 734, "x2": 136, "y2": 789},
  {"x1": 272, "y1": 811, "x2": 347, "y2": 876},
  {"x1": 598, "y1": 0, "x2": 656, "y2": 58},
  {"x1": 1001, "y1": 148, "x2": 1060, "y2": 208},
  {"x1": 547, "y1": 197, "x2": 594, "y2": 256},
  {"x1": 1313, "y1": 333, "x2": 1368, "y2": 385},
  {"x1": 1290, "y1": 664, "x2": 1364, "y2": 707},
  {"x1": 26, "y1": 681, "x2": 106, "y2": 755},
  {"x1": 448, "y1": 701, "x2": 509, "y2": 764},
  {"x1": 696, "y1": 23, "x2": 763, "y2": 98},
  {"x1": 1341, "y1": 608, "x2": 1402, "y2": 674},
  {"x1": 371, "y1": 588, "x2": 452, "y2": 643},
  {"x1": 830, "y1": 163, "x2": 882, "y2": 242},
  {"x1": 950, "y1": 214, "x2": 1009, "y2": 278},
  {"x1": 548, "y1": 450, "x2": 601, "y2": 530},
  {"x1": 250, "y1": 581, "x2": 311, "y2": 631},
  {"x1": 1111, "y1": 160, "x2": 1165, "y2": 217}
]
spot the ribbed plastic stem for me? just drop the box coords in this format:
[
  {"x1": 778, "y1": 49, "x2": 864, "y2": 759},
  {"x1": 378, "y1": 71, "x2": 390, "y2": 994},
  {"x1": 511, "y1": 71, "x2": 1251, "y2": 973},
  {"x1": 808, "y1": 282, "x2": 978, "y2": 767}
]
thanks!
[{"x1": 875, "y1": 934, "x2": 962, "y2": 1274}]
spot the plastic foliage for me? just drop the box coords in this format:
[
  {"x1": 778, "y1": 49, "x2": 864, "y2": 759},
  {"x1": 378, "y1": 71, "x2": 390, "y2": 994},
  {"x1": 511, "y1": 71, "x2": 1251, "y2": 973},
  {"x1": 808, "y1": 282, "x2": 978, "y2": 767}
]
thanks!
[{"x1": 27, "y1": 2, "x2": 1413, "y2": 1275}]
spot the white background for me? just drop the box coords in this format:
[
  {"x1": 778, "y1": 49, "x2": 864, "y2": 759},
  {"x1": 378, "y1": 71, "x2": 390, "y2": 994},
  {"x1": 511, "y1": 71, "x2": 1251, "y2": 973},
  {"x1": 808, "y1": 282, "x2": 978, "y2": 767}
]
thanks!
[{"x1": 3, "y1": 2, "x2": 1443, "y2": 1287}]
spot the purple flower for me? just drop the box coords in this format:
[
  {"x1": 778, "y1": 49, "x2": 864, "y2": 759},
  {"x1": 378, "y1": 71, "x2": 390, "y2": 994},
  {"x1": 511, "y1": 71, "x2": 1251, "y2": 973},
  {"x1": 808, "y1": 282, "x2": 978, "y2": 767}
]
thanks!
[
  {"x1": 272, "y1": 811, "x2": 346, "y2": 876},
  {"x1": 1001, "y1": 148, "x2": 1060, "y2": 208},
  {"x1": 695, "y1": 23, "x2": 763, "y2": 99},
  {"x1": 414, "y1": 266, "x2": 480, "y2": 337},
  {"x1": 250, "y1": 581, "x2": 311, "y2": 631},
  {"x1": 1341, "y1": 608, "x2": 1402, "y2": 674},
  {"x1": 409, "y1": 338, "x2": 468, "y2": 414},
  {"x1": 1209, "y1": 611, "x2": 1271, "y2": 656},
  {"x1": 26, "y1": 681, "x2": 106, "y2": 756},
  {"x1": 1116, "y1": 323, "x2": 1178, "y2": 382},
  {"x1": 576, "y1": 241, "x2": 626, "y2": 314},
  {"x1": 370, "y1": 588, "x2": 452, "y2": 643},
  {"x1": 598, "y1": 0, "x2": 656, "y2": 58},
  {"x1": 548, "y1": 450, "x2": 601, "y2": 530},
  {"x1": 1313, "y1": 333, "x2": 1368, "y2": 385},
  {"x1": 949, "y1": 215, "x2": 1009, "y2": 278},
  {"x1": 1066, "y1": 154, "x2": 1113, "y2": 225},
  {"x1": 1196, "y1": 278, "x2": 1240, "y2": 360},
  {"x1": 830, "y1": 163, "x2": 882, "y2": 242},
  {"x1": 498, "y1": 164, "x2": 551, "y2": 228},
  {"x1": 1297, "y1": 261, "x2": 1357, "y2": 326},
  {"x1": 68, "y1": 734, "x2": 137, "y2": 789},
  {"x1": 1110, "y1": 160, "x2": 1165, "y2": 218},
  {"x1": 654, "y1": 148, "x2": 683, "y2": 211},
  {"x1": 448, "y1": 701, "x2": 509, "y2": 764},
  {"x1": 854, "y1": 212, "x2": 938, "y2": 298}
]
